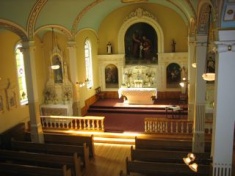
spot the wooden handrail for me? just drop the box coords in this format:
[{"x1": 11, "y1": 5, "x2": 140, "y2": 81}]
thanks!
[
  {"x1": 40, "y1": 115, "x2": 105, "y2": 131},
  {"x1": 144, "y1": 118, "x2": 212, "y2": 135}
]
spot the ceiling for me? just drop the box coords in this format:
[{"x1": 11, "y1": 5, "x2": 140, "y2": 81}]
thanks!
[{"x1": 0, "y1": 0, "x2": 230, "y2": 41}]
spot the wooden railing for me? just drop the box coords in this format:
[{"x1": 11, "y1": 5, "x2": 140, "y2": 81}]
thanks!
[
  {"x1": 144, "y1": 118, "x2": 213, "y2": 135},
  {"x1": 40, "y1": 115, "x2": 105, "y2": 131}
]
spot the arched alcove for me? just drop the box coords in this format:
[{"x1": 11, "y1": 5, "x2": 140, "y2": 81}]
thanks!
[{"x1": 118, "y1": 8, "x2": 164, "y2": 54}]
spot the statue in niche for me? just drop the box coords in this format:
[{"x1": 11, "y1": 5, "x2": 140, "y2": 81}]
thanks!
[{"x1": 52, "y1": 56, "x2": 63, "y2": 83}]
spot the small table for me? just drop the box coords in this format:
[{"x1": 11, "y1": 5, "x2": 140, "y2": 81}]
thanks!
[{"x1": 165, "y1": 105, "x2": 183, "y2": 119}]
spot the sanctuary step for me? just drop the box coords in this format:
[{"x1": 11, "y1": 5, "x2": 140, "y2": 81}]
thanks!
[{"x1": 88, "y1": 99, "x2": 188, "y2": 115}]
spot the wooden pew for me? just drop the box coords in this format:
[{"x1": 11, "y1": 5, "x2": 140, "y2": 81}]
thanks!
[
  {"x1": 124, "y1": 157, "x2": 210, "y2": 176},
  {"x1": 0, "y1": 162, "x2": 71, "y2": 176},
  {"x1": 11, "y1": 139, "x2": 90, "y2": 169},
  {"x1": 0, "y1": 149, "x2": 82, "y2": 176},
  {"x1": 130, "y1": 146, "x2": 211, "y2": 165},
  {"x1": 135, "y1": 136, "x2": 211, "y2": 152},
  {"x1": 43, "y1": 133, "x2": 95, "y2": 158}
]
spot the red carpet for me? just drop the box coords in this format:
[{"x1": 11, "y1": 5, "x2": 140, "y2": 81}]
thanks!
[{"x1": 86, "y1": 99, "x2": 188, "y2": 133}]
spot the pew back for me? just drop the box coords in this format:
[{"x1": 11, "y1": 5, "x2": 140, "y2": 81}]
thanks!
[
  {"x1": 130, "y1": 146, "x2": 211, "y2": 164},
  {"x1": 43, "y1": 133, "x2": 95, "y2": 157},
  {"x1": 11, "y1": 139, "x2": 90, "y2": 169},
  {"x1": 126, "y1": 157, "x2": 210, "y2": 176},
  {"x1": 135, "y1": 136, "x2": 211, "y2": 152},
  {"x1": 0, "y1": 162, "x2": 71, "y2": 176},
  {"x1": 0, "y1": 149, "x2": 82, "y2": 176}
]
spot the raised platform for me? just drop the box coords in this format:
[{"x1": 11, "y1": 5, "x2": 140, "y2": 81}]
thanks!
[{"x1": 88, "y1": 98, "x2": 188, "y2": 115}]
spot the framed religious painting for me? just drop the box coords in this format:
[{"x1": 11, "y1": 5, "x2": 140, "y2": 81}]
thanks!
[
  {"x1": 166, "y1": 63, "x2": 181, "y2": 88},
  {"x1": 124, "y1": 22, "x2": 158, "y2": 65},
  {"x1": 0, "y1": 90, "x2": 5, "y2": 113},
  {"x1": 6, "y1": 88, "x2": 17, "y2": 110},
  {"x1": 105, "y1": 64, "x2": 119, "y2": 88}
]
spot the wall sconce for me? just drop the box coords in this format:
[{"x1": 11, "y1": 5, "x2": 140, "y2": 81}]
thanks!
[{"x1": 183, "y1": 153, "x2": 198, "y2": 172}]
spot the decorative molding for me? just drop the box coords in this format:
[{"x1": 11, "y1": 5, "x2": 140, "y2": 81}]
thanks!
[
  {"x1": 27, "y1": 0, "x2": 48, "y2": 40},
  {"x1": 215, "y1": 41, "x2": 235, "y2": 53},
  {"x1": 123, "y1": 8, "x2": 157, "y2": 22},
  {"x1": 197, "y1": 4, "x2": 210, "y2": 34}
]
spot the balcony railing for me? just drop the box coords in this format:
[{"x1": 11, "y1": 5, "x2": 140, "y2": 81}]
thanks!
[{"x1": 40, "y1": 115, "x2": 105, "y2": 131}]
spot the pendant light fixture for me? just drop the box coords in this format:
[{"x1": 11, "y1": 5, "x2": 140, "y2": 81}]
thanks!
[
  {"x1": 50, "y1": 28, "x2": 60, "y2": 70},
  {"x1": 202, "y1": 5, "x2": 215, "y2": 81}
]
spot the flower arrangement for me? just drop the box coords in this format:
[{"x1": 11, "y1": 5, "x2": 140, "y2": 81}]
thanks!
[
  {"x1": 44, "y1": 87, "x2": 56, "y2": 103},
  {"x1": 63, "y1": 87, "x2": 72, "y2": 101}
]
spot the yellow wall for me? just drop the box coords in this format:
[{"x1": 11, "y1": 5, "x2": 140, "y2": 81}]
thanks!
[
  {"x1": 75, "y1": 29, "x2": 99, "y2": 108},
  {"x1": 98, "y1": 3, "x2": 188, "y2": 54},
  {"x1": 0, "y1": 30, "x2": 29, "y2": 132}
]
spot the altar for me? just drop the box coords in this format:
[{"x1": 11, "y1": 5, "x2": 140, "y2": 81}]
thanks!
[{"x1": 118, "y1": 88, "x2": 157, "y2": 104}]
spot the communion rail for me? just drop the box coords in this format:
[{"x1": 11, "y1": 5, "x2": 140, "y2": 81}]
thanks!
[
  {"x1": 144, "y1": 118, "x2": 213, "y2": 135},
  {"x1": 40, "y1": 115, "x2": 105, "y2": 131}
]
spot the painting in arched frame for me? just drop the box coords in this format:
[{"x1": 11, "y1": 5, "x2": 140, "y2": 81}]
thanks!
[
  {"x1": 124, "y1": 22, "x2": 158, "y2": 65},
  {"x1": 105, "y1": 64, "x2": 119, "y2": 88},
  {"x1": 166, "y1": 63, "x2": 181, "y2": 88}
]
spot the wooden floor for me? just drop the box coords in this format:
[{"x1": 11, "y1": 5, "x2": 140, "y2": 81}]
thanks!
[{"x1": 87, "y1": 143, "x2": 131, "y2": 176}]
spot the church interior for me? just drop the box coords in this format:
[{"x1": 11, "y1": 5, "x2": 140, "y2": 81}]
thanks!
[{"x1": 0, "y1": 0, "x2": 235, "y2": 176}]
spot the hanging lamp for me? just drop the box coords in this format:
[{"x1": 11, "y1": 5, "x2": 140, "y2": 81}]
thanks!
[
  {"x1": 202, "y1": 6, "x2": 215, "y2": 81},
  {"x1": 50, "y1": 28, "x2": 60, "y2": 70}
]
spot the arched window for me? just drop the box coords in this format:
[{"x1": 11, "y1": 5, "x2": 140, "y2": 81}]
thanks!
[
  {"x1": 15, "y1": 43, "x2": 28, "y2": 105},
  {"x1": 84, "y1": 39, "x2": 93, "y2": 88}
]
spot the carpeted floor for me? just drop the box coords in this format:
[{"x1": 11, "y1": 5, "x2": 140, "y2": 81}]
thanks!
[{"x1": 86, "y1": 98, "x2": 188, "y2": 133}]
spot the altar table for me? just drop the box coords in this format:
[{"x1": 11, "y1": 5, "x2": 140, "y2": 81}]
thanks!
[{"x1": 118, "y1": 88, "x2": 157, "y2": 104}]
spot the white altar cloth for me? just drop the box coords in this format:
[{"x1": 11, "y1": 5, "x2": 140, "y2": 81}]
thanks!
[{"x1": 118, "y1": 88, "x2": 157, "y2": 104}]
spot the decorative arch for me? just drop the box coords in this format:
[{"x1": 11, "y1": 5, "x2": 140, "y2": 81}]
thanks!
[
  {"x1": 35, "y1": 25, "x2": 73, "y2": 41},
  {"x1": 0, "y1": 19, "x2": 28, "y2": 41},
  {"x1": 118, "y1": 8, "x2": 164, "y2": 54}
]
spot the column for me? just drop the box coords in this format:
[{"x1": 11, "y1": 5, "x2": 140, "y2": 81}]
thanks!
[
  {"x1": 67, "y1": 41, "x2": 81, "y2": 116},
  {"x1": 192, "y1": 35, "x2": 207, "y2": 153},
  {"x1": 212, "y1": 30, "x2": 235, "y2": 176},
  {"x1": 21, "y1": 41, "x2": 44, "y2": 143},
  {"x1": 188, "y1": 36, "x2": 196, "y2": 121}
]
